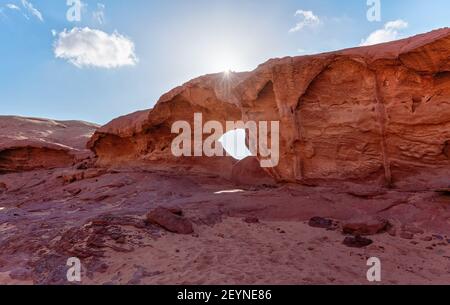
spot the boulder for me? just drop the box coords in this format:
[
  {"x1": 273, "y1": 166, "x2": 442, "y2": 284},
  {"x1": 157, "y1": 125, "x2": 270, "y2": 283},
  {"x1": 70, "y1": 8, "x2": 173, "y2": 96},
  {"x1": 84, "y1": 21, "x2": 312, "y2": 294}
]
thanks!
[
  {"x1": 146, "y1": 207, "x2": 194, "y2": 234},
  {"x1": 343, "y1": 217, "x2": 390, "y2": 236}
]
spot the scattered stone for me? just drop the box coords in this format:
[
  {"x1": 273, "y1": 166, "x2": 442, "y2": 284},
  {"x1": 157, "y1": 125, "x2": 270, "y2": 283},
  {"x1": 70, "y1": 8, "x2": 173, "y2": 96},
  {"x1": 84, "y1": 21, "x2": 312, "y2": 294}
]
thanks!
[
  {"x1": 62, "y1": 170, "x2": 84, "y2": 184},
  {"x1": 387, "y1": 226, "x2": 397, "y2": 237},
  {"x1": 343, "y1": 236, "x2": 373, "y2": 248},
  {"x1": 66, "y1": 188, "x2": 82, "y2": 196},
  {"x1": 400, "y1": 231, "x2": 414, "y2": 240},
  {"x1": 9, "y1": 267, "x2": 32, "y2": 281},
  {"x1": 244, "y1": 216, "x2": 259, "y2": 224},
  {"x1": 146, "y1": 207, "x2": 194, "y2": 235},
  {"x1": 62, "y1": 168, "x2": 107, "y2": 184},
  {"x1": 402, "y1": 225, "x2": 425, "y2": 235},
  {"x1": 346, "y1": 188, "x2": 386, "y2": 199},
  {"x1": 342, "y1": 217, "x2": 390, "y2": 236},
  {"x1": 309, "y1": 217, "x2": 333, "y2": 229},
  {"x1": 0, "y1": 182, "x2": 7, "y2": 193},
  {"x1": 433, "y1": 234, "x2": 444, "y2": 241},
  {"x1": 422, "y1": 236, "x2": 433, "y2": 242},
  {"x1": 115, "y1": 236, "x2": 126, "y2": 244},
  {"x1": 168, "y1": 207, "x2": 183, "y2": 216},
  {"x1": 95, "y1": 263, "x2": 109, "y2": 274}
]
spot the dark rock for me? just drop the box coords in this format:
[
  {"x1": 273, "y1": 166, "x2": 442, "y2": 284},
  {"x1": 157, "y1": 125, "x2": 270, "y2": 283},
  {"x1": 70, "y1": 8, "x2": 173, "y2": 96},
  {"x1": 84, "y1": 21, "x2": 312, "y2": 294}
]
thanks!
[
  {"x1": 309, "y1": 217, "x2": 333, "y2": 229},
  {"x1": 436, "y1": 188, "x2": 450, "y2": 195},
  {"x1": 244, "y1": 216, "x2": 259, "y2": 224},
  {"x1": 168, "y1": 207, "x2": 183, "y2": 216},
  {"x1": 343, "y1": 236, "x2": 373, "y2": 248},
  {"x1": 146, "y1": 207, "x2": 194, "y2": 235},
  {"x1": 433, "y1": 234, "x2": 444, "y2": 240}
]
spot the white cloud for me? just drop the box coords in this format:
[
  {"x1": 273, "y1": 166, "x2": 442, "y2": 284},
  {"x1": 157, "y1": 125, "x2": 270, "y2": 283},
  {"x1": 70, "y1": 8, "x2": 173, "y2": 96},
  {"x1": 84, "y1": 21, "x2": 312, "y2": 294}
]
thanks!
[
  {"x1": 53, "y1": 27, "x2": 138, "y2": 69},
  {"x1": 92, "y1": 3, "x2": 105, "y2": 24},
  {"x1": 21, "y1": 0, "x2": 43, "y2": 22},
  {"x1": 6, "y1": 4, "x2": 20, "y2": 10},
  {"x1": 289, "y1": 10, "x2": 321, "y2": 33},
  {"x1": 360, "y1": 19, "x2": 408, "y2": 46}
]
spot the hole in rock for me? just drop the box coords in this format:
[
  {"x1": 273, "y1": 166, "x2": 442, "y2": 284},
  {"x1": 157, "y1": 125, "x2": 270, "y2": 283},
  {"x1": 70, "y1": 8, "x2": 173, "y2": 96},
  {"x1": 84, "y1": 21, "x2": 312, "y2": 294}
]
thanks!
[{"x1": 219, "y1": 129, "x2": 252, "y2": 160}]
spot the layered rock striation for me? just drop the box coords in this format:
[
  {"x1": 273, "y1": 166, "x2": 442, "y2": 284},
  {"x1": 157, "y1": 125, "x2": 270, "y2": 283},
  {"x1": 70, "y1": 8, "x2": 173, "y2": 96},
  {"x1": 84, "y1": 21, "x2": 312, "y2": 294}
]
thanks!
[
  {"x1": 0, "y1": 116, "x2": 98, "y2": 173},
  {"x1": 88, "y1": 29, "x2": 450, "y2": 187}
]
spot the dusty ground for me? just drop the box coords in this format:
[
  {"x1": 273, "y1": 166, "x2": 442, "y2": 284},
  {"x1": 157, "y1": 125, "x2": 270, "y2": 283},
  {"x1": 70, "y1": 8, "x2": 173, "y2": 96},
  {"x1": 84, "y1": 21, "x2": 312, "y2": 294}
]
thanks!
[{"x1": 0, "y1": 165, "x2": 449, "y2": 285}]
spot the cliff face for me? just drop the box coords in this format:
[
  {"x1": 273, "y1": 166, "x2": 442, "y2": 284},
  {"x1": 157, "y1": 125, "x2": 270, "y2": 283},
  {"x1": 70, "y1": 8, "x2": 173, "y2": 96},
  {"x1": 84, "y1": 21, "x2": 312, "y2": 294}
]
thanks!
[
  {"x1": 89, "y1": 29, "x2": 450, "y2": 187},
  {"x1": 0, "y1": 116, "x2": 98, "y2": 173}
]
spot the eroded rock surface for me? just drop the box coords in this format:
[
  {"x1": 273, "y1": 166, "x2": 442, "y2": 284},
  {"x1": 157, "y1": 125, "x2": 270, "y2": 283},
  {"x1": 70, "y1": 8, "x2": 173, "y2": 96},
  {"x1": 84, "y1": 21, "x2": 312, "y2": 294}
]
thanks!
[
  {"x1": 0, "y1": 116, "x2": 99, "y2": 173},
  {"x1": 88, "y1": 29, "x2": 450, "y2": 189}
]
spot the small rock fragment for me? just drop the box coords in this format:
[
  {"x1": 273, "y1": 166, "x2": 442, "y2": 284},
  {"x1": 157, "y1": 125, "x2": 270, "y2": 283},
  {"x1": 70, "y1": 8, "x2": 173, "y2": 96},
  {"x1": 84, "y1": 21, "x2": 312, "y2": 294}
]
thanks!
[
  {"x1": 309, "y1": 217, "x2": 333, "y2": 229},
  {"x1": 244, "y1": 216, "x2": 259, "y2": 224}
]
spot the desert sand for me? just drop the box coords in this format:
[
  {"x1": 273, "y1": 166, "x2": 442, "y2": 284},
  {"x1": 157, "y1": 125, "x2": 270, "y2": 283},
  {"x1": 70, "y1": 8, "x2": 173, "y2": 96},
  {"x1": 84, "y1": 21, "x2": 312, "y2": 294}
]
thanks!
[{"x1": 0, "y1": 165, "x2": 449, "y2": 284}]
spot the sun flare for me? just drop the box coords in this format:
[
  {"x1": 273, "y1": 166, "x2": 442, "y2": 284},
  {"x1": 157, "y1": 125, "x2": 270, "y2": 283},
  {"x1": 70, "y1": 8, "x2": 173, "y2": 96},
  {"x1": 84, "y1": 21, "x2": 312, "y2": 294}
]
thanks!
[{"x1": 207, "y1": 48, "x2": 243, "y2": 73}]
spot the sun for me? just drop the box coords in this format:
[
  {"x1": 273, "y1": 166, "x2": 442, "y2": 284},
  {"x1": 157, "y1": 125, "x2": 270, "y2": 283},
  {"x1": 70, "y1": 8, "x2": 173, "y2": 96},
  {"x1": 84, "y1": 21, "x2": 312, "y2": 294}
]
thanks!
[
  {"x1": 214, "y1": 57, "x2": 236, "y2": 73},
  {"x1": 208, "y1": 49, "x2": 242, "y2": 73}
]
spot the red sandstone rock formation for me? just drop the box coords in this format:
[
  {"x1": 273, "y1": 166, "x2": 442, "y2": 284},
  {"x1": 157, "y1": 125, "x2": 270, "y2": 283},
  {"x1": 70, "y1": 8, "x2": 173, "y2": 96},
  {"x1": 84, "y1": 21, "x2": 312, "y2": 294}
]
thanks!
[
  {"x1": 0, "y1": 116, "x2": 99, "y2": 173},
  {"x1": 231, "y1": 157, "x2": 276, "y2": 186},
  {"x1": 89, "y1": 29, "x2": 450, "y2": 188}
]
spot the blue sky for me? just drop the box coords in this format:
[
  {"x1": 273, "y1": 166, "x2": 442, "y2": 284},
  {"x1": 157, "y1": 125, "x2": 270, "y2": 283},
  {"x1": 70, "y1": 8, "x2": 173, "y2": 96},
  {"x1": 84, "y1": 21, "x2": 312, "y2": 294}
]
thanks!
[{"x1": 0, "y1": 0, "x2": 449, "y2": 124}]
